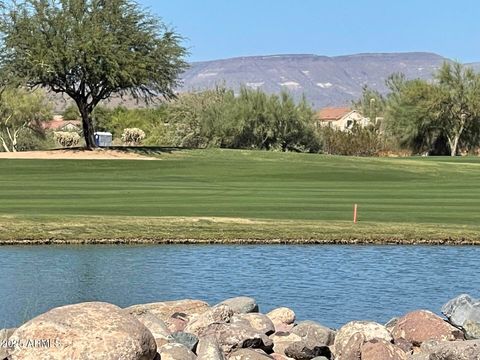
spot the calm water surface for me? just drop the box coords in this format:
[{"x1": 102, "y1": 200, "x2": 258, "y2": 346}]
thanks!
[{"x1": 0, "y1": 245, "x2": 478, "y2": 329}]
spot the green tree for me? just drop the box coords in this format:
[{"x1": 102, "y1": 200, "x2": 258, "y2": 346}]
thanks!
[
  {"x1": 384, "y1": 64, "x2": 480, "y2": 156},
  {"x1": 0, "y1": 88, "x2": 52, "y2": 152},
  {"x1": 432, "y1": 62, "x2": 480, "y2": 156},
  {"x1": 62, "y1": 104, "x2": 80, "y2": 120},
  {"x1": 1, "y1": 0, "x2": 187, "y2": 149},
  {"x1": 166, "y1": 87, "x2": 235, "y2": 148},
  {"x1": 353, "y1": 85, "x2": 386, "y2": 127},
  {"x1": 384, "y1": 76, "x2": 440, "y2": 154}
]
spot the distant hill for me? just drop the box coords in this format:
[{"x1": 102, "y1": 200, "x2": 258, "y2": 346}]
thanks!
[
  {"x1": 51, "y1": 52, "x2": 477, "y2": 112},
  {"x1": 179, "y1": 52, "x2": 451, "y2": 109}
]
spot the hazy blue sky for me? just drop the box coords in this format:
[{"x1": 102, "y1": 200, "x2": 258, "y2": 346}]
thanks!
[{"x1": 140, "y1": 0, "x2": 479, "y2": 63}]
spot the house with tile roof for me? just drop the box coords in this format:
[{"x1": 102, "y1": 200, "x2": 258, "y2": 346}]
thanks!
[
  {"x1": 315, "y1": 107, "x2": 370, "y2": 131},
  {"x1": 43, "y1": 116, "x2": 81, "y2": 132}
]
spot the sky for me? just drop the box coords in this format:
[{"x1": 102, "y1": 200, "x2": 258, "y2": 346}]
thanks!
[{"x1": 139, "y1": 0, "x2": 480, "y2": 63}]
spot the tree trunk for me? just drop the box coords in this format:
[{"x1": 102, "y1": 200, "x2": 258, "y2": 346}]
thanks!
[
  {"x1": 78, "y1": 104, "x2": 97, "y2": 149},
  {"x1": 0, "y1": 137, "x2": 11, "y2": 152},
  {"x1": 449, "y1": 135, "x2": 460, "y2": 157}
]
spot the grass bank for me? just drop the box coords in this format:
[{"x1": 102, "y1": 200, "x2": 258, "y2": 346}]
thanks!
[{"x1": 1, "y1": 149, "x2": 480, "y2": 244}]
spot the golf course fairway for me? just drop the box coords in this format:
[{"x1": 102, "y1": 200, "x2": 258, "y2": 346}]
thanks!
[{"x1": 1, "y1": 149, "x2": 480, "y2": 244}]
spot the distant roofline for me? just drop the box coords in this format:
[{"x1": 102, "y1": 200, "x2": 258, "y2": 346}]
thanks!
[{"x1": 317, "y1": 107, "x2": 356, "y2": 121}]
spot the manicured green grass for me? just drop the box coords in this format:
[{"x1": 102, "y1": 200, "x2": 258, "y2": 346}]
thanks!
[{"x1": 2, "y1": 149, "x2": 480, "y2": 243}]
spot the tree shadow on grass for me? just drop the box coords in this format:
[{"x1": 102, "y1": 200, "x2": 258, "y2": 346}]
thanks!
[
  {"x1": 50, "y1": 146, "x2": 194, "y2": 157},
  {"x1": 107, "y1": 146, "x2": 192, "y2": 156}
]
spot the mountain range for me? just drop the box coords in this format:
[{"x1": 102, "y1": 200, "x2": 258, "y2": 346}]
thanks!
[
  {"x1": 178, "y1": 52, "x2": 480, "y2": 109},
  {"x1": 51, "y1": 52, "x2": 480, "y2": 112}
]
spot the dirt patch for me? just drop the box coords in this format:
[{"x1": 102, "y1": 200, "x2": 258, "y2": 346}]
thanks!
[{"x1": 0, "y1": 149, "x2": 157, "y2": 160}]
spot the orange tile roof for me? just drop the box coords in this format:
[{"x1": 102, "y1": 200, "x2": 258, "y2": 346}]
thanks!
[
  {"x1": 43, "y1": 120, "x2": 81, "y2": 130},
  {"x1": 316, "y1": 107, "x2": 352, "y2": 121}
]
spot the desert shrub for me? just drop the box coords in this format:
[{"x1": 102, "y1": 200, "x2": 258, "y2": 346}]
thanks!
[
  {"x1": 92, "y1": 106, "x2": 168, "y2": 146},
  {"x1": 62, "y1": 104, "x2": 80, "y2": 120},
  {"x1": 321, "y1": 125, "x2": 385, "y2": 156},
  {"x1": 15, "y1": 129, "x2": 56, "y2": 151},
  {"x1": 164, "y1": 87, "x2": 320, "y2": 152},
  {"x1": 54, "y1": 131, "x2": 81, "y2": 148},
  {"x1": 121, "y1": 128, "x2": 146, "y2": 146}
]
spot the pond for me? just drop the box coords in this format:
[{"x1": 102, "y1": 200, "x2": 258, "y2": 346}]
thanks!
[{"x1": 0, "y1": 244, "x2": 477, "y2": 329}]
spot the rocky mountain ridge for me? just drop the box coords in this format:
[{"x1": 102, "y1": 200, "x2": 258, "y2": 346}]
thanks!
[{"x1": 179, "y1": 52, "x2": 477, "y2": 108}]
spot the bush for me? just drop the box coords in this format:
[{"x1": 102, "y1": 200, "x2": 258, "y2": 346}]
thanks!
[
  {"x1": 54, "y1": 131, "x2": 81, "y2": 148},
  {"x1": 320, "y1": 125, "x2": 385, "y2": 156},
  {"x1": 121, "y1": 128, "x2": 146, "y2": 146},
  {"x1": 15, "y1": 129, "x2": 56, "y2": 151},
  {"x1": 62, "y1": 104, "x2": 80, "y2": 120}
]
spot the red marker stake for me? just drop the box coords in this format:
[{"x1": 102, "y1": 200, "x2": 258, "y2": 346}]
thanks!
[{"x1": 354, "y1": 204, "x2": 358, "y2": 224}]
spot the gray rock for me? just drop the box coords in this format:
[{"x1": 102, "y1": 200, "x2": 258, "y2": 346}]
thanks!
[
  {"x1": 0, "y1": 328, "x2": 16, "y2": 360},
  {"x1": 219, "y1": 297, "x2": 259, "y2": 314},
  {"x1": 185, "y1": 304, "x2": 234, "y2": 336},
  {"x1": 266, "y1": 308, "x2": 296, "y2": 325},
  {"x1": 171, "y1": 331, "x2": 199, "y2": 352},
  {"x1": 464, "y1": 321, "x2": 480, "y2": 341},
  {"x1": 407, "y1": 355, "x2": 430, "y2": 360},
  {"x1": 197, "y1": 336, "x2": 226, "y2": 360},
  {"x1": 442, "y1": 294, "x2": 480, "y2": 340},
  {"x1": 284, "y1": 340, "x2": 332, "y2": 360},
  {"x1": 428, "y1": 339, "x2": 480, "y2": 360},
  {"x1": 337, "y1": 332, "x2": 364, "y2": 360},
  {"x1": 129, "y1": 311, "x2": 173, "y2": 348},
  {"x1": 232, "y1": 313, "x2": 275, "y2": 336},
  {"x1": 158, "y1": 342, "x2": 196, "y2": 360},
  {"x1": 270, "y1": 332, "x2": 303, "y2": 355},
  {"x1": 201, "y1": 322, "x2": 274, "y2": 355},
  {"x1": 334, "y1": 320, "x2": 392, "y2": 358},
  {"x1": 125, "y1": 299, "x2": 210, "y2": 323},
  {"x1": 292, "y1": 320, "x2": 336, "y2": 346},
  {"x1": 311, "y1": 357, "x2": 329, "y2": 360},
  {"x1": 228, "y1": 348, "x2": 274, "y2": 359}
]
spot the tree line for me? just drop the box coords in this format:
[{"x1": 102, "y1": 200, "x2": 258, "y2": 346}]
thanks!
[{"x1": 0, "y1": 1, "x2": 479, "y2": 156}]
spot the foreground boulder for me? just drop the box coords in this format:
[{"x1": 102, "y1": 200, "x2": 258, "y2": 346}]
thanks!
[
  {"x1": 228, "y1": 348, "x2": 274, "y2": 359},
  {"x1": 334, "y1": 320, "x2": 392, "y2": 358},
  {"x1": 266, "y1": 308, "x2": 296, "y2": 332},
  {"x1": 166, "y1": 312, "x2": 190, "y2": 333},
  {"x1": 392, "y1": 310, "x2": 464, "y2": 346},
  {"x1": 219, "y1": 297, "x2": 259, "y2": 314},
  {"x1": 442, "y1": 294, "x2": 480, "y2": 340},
  {"x1": 0, "y1": 328, "x2": 15, "y2": 360},
  {"x1": 9, "y1": 302, "x2": 157, "y2": 360},
  {"x1": 338, "y1": 332, "x2": 365, "y2": 360},
  {"x1": 421, "y1": 339, "x2": 480, "y2": 359},
  {"x1": 158, "y1": 342, "x2": 196, "y2": 360},
  {"x1": 129, "y1": 311, "x2": 173, "y2": 348},
  {"x1": 232, "y1": 313, "x2": 275, "y2": 336},
  {"x1": 360, "y1": 339, "x2": 406, "y2": 360},
  {"x1": 124, "y1": 299, "x2": 210, "y2": 323},
  {"x1": 284, "y1": 340, "x2": 332, "y2": 360},
  {"x1": 196, "y1": 336, "x2": 226, "y2": 360},
  {"x1": 201, "y1": 322, "x2": 274, "y2": 355},
  {"x1": 291, "y1": 320, "x2": 336, "y2": 346},
  {"x1": 171, "y1": 331, "x2": 199, "y2": 352},
  {"x1": 269, "y1": 332, "x2": 303, "y2": 355},
  {"x1": 185, "y1": 304, "x2": 234, "y2": 335}
]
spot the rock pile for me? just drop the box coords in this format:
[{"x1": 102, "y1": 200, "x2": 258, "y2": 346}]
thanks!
[{"x1": 1, "y1": 294, "x2": 479, "y2": 359}]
